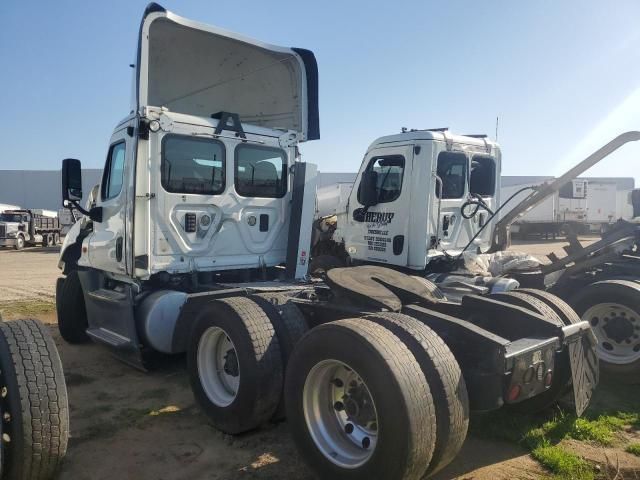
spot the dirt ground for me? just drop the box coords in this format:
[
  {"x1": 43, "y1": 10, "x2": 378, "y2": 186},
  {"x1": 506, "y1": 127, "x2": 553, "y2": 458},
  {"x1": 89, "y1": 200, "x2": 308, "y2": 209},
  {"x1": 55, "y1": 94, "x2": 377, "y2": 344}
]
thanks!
[
  {"x1": 0, "y1": 246, "x2": 59, "y2": 301},
  {"x1": 0, "y1": 240, "x2": 638, "y2": 479}
]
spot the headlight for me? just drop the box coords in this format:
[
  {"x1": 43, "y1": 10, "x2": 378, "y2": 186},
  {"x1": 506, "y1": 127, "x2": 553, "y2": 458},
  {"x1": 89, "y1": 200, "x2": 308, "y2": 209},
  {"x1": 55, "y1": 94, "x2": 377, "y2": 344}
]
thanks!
[{"x1": 7, "y1": 232, "x2": 17, "y2": 238}]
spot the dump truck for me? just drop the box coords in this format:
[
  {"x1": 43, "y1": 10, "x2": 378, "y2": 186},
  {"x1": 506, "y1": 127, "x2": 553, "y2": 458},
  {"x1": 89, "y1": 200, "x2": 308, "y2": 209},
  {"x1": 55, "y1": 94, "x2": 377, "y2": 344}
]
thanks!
[
  {"x1": 0, "y1": 209, "x2": 61, "y2": 250},
  {"x1": 313, "y1": 129, "x2": 640, "y2": 381},
  {"x1": 55, "y1": 4, "x2": 598, "y2": 479}
]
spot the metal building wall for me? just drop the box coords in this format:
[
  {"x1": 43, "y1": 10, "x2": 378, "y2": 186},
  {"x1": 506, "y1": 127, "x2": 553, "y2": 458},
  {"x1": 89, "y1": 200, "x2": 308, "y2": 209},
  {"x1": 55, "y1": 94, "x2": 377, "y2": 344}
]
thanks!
[{"x1": 0, "y1": 169, "x2": 102, "y2": 210}]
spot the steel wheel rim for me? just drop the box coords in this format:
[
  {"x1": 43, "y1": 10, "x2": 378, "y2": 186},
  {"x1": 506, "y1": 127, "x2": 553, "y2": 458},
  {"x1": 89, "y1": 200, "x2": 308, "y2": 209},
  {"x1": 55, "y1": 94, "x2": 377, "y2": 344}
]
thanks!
[
  {"x1": 197, "y1": 326, "x2": 240, "y2": 407},
  {"x1": 584, "y1": 303, "x2": 640, "y2": 364},
  {"x1": 302, "y1": 359, "x2": 379, "y2": 468}
]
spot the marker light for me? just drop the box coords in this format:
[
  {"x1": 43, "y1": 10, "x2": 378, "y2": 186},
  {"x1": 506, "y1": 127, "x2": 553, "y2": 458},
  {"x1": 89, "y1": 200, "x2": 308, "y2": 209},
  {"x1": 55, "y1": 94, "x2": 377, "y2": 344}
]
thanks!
[
  {"x1": 507, "y1": 384, "x2": 521, "y2": 402},
  {"x1": 149, "y1": 120, "x2": 161, "y2": 132},
  {"x1": 544, "y1": 371, "x2": 553, "y2": 387}
]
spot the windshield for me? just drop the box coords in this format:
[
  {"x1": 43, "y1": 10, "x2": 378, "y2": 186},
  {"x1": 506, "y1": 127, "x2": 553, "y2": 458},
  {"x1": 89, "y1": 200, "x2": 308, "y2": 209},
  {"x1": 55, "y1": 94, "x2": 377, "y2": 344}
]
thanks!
[{"x1": 0, "y1": 214, "x2": 23, "y2": 222}]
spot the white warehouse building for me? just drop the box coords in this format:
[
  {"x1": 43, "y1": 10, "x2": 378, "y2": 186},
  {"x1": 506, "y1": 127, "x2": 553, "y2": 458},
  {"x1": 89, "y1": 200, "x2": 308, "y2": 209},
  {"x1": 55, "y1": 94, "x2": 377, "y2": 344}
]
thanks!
[{"x1": 0, "y1": 169, "x2": 634, "y2": 219}]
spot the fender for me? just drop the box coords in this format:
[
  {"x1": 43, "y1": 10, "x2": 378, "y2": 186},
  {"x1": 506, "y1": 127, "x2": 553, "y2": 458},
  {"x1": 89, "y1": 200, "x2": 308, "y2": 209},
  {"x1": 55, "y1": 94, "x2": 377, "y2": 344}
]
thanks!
[{"x1": 58, "y1": 221, "x2": 83, "y2": 273}]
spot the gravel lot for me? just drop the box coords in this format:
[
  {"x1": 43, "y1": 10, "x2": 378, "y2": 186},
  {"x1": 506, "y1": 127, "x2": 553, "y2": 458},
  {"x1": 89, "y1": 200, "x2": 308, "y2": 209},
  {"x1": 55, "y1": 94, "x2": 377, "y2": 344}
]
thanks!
[{"x1": 0, "y1": 245, "x2": 60, "y2": 302}]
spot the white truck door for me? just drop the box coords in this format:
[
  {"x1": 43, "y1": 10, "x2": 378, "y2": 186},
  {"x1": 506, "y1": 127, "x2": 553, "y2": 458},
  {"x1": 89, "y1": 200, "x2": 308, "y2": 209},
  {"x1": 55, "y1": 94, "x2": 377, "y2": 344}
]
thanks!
[
  {"x1": 343, "y1": 145, "x2": 413, "y2": 266},
  {"x1": 87, "y1": 125, "x2": 134, "y2": 274}
]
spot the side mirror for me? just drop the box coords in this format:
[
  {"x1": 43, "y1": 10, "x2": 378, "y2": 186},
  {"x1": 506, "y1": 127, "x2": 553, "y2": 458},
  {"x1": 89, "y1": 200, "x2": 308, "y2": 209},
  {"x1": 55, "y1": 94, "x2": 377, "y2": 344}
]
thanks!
[
  {"x1": 360, "y1": 170, "x2": 379, "y2": 207},
  {"x1": 62, "y1": 159, "x2": 83, "y2": 203}
]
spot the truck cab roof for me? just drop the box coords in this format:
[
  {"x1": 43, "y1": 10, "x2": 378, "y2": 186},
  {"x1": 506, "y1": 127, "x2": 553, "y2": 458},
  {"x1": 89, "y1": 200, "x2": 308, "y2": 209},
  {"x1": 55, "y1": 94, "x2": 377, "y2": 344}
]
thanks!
[{"x1": 367, "y1": 130, "x2": 500, "y2": 155}]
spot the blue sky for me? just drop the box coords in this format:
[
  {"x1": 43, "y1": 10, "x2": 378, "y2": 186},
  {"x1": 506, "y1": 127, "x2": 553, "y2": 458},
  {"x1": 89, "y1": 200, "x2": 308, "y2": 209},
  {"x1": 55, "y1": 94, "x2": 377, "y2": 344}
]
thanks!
[{"x1": 1, "y1": 0, "x2": 639, "y2": 183}]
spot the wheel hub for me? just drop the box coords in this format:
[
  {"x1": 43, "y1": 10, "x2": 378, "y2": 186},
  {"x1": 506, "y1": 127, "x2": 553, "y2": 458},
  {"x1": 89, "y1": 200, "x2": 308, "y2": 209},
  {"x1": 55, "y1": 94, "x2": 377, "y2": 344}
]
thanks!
[
  {"x1": 302, "y1": 360, "x2": 379, "y2": 468},
  {"x1": 197, "y1": 326, "x2": 240, "y2": 407},
  {"x1": 603, "y1": 317, "x2": 634, "y2": 344},
  {"x1": 343, "y1": 384, "x2": 376, "y2": 428},
  {"x1": 223, "y1": 349, "x2": 239, "y2": 377},
  {"x1": 584, "y1": 303, "x2": 640, "y2": 365}
]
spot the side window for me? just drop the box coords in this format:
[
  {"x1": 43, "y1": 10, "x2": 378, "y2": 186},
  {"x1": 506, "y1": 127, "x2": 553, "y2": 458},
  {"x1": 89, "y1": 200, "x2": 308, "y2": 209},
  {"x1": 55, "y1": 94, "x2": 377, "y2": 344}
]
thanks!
[
  {"x1": 162, "y1": 135, "x2": 225, "y2": 195},
  {"x1": 357, "y1": 155, "x2": 405, "y2": 204},
  {"x1": 101, "y1": 141, "x2": 126, "y2": 200},
  {"x1": 470, "y1": 155, "x2": 496, "y2": 197},
  {"x1": 436, "y1": 152, "x2": 467, "y2": 199},
  {"x1": 235, "y1": 145, "x2": 287, "y2": 198}
]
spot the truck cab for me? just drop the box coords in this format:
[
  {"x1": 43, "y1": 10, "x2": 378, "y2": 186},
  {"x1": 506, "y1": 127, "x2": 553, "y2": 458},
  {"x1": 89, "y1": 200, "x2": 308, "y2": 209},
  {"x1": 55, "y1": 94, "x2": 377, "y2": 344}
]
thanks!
[
  {"x1": 60, "y1": 3, "x2": 319, "y2": 284},
  {"x1": 0, "y1": 211, "x2": 30, "y2": 249},
  {"x1": 331, "y1": 130, "x2": 501, "y2": 270}
]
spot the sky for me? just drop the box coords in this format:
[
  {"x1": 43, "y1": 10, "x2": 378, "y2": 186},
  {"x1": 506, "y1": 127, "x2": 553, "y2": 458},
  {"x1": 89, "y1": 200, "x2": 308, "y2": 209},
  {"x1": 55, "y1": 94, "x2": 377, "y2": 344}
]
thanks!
[{"x1": 1, "y1": 0, "x2": 640, "y2": 184}]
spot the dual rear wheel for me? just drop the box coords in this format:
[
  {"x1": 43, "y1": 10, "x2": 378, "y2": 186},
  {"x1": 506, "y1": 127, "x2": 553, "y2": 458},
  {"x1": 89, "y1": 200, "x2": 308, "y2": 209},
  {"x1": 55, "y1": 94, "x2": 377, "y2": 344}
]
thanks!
[{"x1": 188, "y1": 297, "x2": 469, "y2": 479}]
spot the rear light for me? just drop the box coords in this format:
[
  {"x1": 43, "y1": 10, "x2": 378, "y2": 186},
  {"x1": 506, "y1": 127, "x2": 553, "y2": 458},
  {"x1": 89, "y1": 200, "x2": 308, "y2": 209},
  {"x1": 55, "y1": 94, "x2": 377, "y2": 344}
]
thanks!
[
  {"x1": 507, "y1": 384, "x2": 521, "y2": 402},
  {"x1": 523, "y1": 366, "x2": 535, "y2": 384},
  {"x1": 544, "y1": 371, "x2": 553, "y2": 387}
]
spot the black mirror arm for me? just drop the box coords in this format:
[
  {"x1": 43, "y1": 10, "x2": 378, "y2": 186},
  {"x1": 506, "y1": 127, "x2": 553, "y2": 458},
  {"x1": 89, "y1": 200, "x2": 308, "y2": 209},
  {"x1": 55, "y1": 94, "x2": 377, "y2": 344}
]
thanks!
[{"x1": 68, "y1": 200, "x2": 102, "y2": 223}]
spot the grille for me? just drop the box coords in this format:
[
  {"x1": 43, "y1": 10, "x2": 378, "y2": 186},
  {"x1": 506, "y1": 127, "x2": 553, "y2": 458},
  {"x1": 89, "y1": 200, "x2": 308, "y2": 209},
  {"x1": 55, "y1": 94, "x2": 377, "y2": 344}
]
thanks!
[{"x1": 0, "y1": 225, "x2": 5, "y2": 237}]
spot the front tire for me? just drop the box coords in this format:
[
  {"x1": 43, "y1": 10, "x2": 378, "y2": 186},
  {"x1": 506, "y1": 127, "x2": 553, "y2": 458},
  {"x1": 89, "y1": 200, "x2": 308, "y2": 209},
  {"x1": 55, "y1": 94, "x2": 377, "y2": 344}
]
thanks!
[
  {"x1": 0, "y1": 319, "x2": 69, "y2": 479},
  {"x1": 285, "y1": 318, "x2": 436, "y2": 480},
  {"x1": 188, "y1": 297, "x2": 283, "y2": 434},
  {"x1": 13, "y1": 235, "x2": 24, "y2": 250},
  {"x1": 56, "y1": 271, "x2": 89, "y2": 344}
]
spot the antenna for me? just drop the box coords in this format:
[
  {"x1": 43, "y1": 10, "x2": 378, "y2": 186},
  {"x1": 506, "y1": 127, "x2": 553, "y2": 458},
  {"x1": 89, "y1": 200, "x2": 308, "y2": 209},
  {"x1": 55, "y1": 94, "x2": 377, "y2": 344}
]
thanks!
[{"x1": 495, "y1": 116, "x2": 499, "y2": 141}]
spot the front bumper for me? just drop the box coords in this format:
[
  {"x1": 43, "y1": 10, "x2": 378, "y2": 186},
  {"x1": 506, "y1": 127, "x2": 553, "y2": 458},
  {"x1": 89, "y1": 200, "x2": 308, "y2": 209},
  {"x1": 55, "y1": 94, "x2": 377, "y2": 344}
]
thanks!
[{"x1": 0, "y1": 238, "x2": 17, "y2": 247}]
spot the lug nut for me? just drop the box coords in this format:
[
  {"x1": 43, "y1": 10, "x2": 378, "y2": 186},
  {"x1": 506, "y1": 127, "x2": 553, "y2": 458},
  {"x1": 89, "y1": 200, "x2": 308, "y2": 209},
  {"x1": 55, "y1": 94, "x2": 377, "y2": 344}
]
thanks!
[
  {"x1": 333, "y1": 401, "x2": 344, "y2": 412},
  {"x1": 331, "y1": 378, "x2": 344, "y2": 388},
  {"x1": 362, "y1": 437, "x2": 371, "y2": 449},
  {"x1": 345, "y1": 423, "x2": 354, "y2": 434}
]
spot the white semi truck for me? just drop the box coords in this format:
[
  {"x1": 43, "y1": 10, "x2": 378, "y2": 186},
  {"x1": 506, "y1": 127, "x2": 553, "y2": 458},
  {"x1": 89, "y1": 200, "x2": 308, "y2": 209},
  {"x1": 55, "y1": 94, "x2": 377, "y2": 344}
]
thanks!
[
  {"x1": 313, "y1": 129, "x2": 640, "y2": 380},
  {"x1": 56, "y1": 4, "x2": 599, "y2": 479}
]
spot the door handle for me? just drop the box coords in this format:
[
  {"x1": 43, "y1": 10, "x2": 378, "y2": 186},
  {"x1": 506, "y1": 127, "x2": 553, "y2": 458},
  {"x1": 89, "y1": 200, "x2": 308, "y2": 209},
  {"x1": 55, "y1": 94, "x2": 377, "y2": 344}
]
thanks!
[{"x1": 116, "y1": 237, "x2": 123, "y2": 262}]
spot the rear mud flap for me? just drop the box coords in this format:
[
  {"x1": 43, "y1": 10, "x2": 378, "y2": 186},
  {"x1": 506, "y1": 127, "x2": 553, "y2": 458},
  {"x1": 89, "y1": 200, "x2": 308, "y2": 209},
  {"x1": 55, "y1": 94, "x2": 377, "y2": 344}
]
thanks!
[{"x1": 568, "y1": 330, "x2": 599, "y2": 416}]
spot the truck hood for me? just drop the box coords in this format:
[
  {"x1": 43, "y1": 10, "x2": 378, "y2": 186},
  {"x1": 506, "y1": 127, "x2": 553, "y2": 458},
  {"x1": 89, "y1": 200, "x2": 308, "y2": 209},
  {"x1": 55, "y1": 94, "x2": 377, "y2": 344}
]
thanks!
[{"x1": 135, "y1": 3, "x2": 319, "y2": 141}]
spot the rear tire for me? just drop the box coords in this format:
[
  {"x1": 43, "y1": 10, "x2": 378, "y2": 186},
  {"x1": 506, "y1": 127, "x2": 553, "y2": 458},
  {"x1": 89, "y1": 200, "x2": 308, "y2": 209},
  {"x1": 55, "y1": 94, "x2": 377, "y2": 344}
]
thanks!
[
  {"x1": 0, "y1": 319, "x2": 69, "y2": 480},
  {"x1": 56, "y1": 271, "x2": 89, "y2": 344},
  {"x1": 249, "y1": 295, "x2": 309, "y2": 420},
  {"x1": 285, "y1": 318, "x2": 436, "y2": 480},
  {"x1": 518, "y1": 288, "x2": 580, "y2": 326},
  {"x1": 570, "y1": 280, "x2": 640, "y2": 383},
  {"x1": 188, "y1": 297, "x2": 283, "y2": 434},
  {"x1": 53, "y1": 233, "x2": 60, "y2": 245},
  {"x1": 366, "y1": 312, "x2": 469, "y2": 476}
]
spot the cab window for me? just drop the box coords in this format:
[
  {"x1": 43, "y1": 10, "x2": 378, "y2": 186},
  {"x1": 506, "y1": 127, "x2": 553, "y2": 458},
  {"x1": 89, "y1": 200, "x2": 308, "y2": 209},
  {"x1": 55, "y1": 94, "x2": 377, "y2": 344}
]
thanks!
[
  {"x1": 470, "y1": 155, "x2": 496, "y2": 197},
  {"x1": 357, "y1": 155, "x2": 405, "y2": 204},
  {"x1": 436, "y1": 152, "x2": 467, "y2": 199},
  {"x1": 101, "y1": 141, "x2": 126, "y2": 200},
  {"x1": 162, "y1": 135, "x2": 225, "y2": 195},
  {"x1": 235, "y1": 145, "x2": 287, "y2": 198}
]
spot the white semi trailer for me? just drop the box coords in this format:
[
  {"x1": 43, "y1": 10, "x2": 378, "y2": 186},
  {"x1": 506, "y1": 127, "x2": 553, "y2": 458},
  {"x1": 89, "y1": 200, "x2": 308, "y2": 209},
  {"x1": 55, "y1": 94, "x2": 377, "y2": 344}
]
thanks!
[{"x1": 55, "y1": 5, "x2": 598, "y2": 479}]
